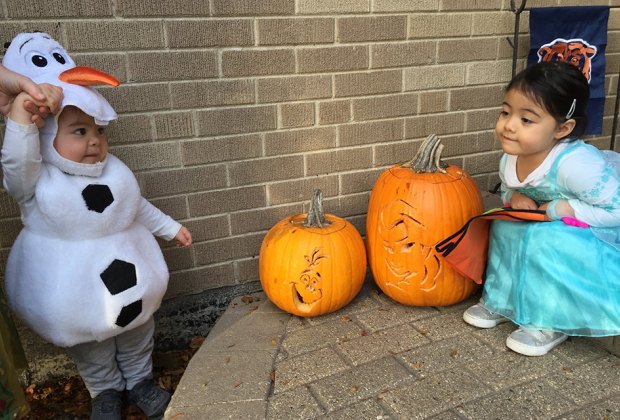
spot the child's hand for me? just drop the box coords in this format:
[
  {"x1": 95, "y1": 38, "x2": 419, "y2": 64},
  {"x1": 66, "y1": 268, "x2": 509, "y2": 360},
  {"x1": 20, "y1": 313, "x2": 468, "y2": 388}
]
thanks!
[
  {"x1": 174, "y1": 226, "x2": 192, "y2": 247},
  {"x1": 8, "y1": 83, "x2": 63, "y2": 127},
  {"x1": 507, "y1": 191, "x2": 537, "y2": 210}
]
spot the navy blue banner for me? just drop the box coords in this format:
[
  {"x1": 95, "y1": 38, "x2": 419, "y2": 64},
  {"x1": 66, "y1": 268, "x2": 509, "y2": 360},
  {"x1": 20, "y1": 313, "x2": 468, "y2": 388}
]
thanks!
[{"x1": 528, "y1": 6, "x2": 609, "y2": 135}]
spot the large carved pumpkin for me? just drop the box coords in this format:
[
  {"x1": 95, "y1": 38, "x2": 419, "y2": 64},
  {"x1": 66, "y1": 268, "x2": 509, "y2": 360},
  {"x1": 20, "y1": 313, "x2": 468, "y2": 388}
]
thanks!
[
  {"x1": 366, "y1": 134, "x2": 483, "y2": 306},
  {"x1": 259, "y1": 190, "x2": 367, "y2": 317}
]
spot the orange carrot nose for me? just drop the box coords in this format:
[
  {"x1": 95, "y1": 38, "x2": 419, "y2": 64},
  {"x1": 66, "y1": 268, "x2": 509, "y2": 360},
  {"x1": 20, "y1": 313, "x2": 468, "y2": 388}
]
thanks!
[{"x1": 58, "y1": 66, "x2": 120, "y2": 87}]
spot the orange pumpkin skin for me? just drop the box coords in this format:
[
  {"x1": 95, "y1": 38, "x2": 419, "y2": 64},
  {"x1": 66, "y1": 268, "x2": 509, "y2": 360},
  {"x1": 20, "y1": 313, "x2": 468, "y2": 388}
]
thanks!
[
  {"x1": 366, "y1": 164, "x2": 483, "y2": 306},
  {"x1": 259, "y1": 213, "x2": 367, "y2": 317}
]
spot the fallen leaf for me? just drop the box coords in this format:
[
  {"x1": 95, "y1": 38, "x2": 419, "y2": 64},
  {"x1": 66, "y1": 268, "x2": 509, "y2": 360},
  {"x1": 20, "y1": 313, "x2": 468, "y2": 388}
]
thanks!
[
  {"x1": 241, "y1": 295, "x2": 260, "y2": 304},
  {"x1": 449, "y1": 349, "x2": 458, "y2": 358},
  {"x1": 563, "y1": 367, "x2": 573, "y2": 372},
  {"x1": 360, "y1": 330, "x2": 368, "y2": 336},
  {"x1": 410, "y1": 361, "x2": 422, "y2": 369},
  {"x1": 190, "y1": 336, "x2": 205, "y2": 349},
  {"x1": 341, "y1": 316, "x2": 352, "y2": 322},
  {"x1": 350, "y1": 386, "x2": 359, "y2": 392},
  {"x1": 339, "y1": 336, "x2": 350, "y2": 343},
  {"x1": 271, "y1": 338, "x2": 278, "y2": 345}
]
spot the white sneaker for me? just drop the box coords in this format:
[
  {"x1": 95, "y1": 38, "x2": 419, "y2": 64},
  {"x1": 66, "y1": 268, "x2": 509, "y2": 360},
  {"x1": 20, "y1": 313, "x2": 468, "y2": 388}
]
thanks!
[
  {"x1": 506, "y1": 328, "x2": 567, "y2": 357},
  {"x1": 463, "y1": 303, "x2": 509, "y2": 329}
]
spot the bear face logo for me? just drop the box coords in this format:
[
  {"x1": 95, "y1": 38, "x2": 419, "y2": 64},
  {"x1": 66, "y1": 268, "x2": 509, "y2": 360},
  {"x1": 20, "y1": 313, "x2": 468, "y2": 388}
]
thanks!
[{"x1": 537, "y1": 38, "x2": 597, "y2": 82}]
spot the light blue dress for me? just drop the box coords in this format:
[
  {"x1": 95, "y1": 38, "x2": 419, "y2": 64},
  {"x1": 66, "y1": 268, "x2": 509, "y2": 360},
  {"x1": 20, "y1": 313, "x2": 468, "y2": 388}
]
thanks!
[{"x1": 483, "y1": 140, "x2": 620, "y2": 337}]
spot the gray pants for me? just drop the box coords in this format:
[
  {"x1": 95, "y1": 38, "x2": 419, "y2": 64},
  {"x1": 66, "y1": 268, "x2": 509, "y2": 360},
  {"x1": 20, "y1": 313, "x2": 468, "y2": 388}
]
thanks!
[{"x1": 66, "y1": 317, "x2": 155, "y2": 397}]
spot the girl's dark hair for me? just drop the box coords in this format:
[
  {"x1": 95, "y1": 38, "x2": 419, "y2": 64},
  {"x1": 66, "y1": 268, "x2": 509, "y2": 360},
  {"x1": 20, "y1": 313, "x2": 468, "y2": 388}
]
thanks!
[{"x1": 507, "y1": 61, "x2": 590, "y2": 139}]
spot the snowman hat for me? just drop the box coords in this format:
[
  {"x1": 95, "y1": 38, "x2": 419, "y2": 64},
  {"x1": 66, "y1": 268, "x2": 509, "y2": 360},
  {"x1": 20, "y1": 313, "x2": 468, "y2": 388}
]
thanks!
[{"x1": 3, "y1": 32, "x2": 121, "y2": 176}]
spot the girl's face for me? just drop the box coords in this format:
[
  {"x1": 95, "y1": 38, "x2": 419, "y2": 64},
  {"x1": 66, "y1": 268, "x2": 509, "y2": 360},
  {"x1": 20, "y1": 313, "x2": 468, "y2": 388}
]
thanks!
[
  {"x1": 53, "y1": 106, "x2": 108, "y2": 164},
  {"x1": 496, "y1": 89, "x2": 574, "y2": 164}
]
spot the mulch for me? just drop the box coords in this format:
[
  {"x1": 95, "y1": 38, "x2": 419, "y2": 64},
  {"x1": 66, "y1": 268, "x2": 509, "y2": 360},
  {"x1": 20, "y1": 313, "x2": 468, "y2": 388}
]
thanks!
[{"x1": 22, "y1": 336, "x2": 204, "y2": 420}]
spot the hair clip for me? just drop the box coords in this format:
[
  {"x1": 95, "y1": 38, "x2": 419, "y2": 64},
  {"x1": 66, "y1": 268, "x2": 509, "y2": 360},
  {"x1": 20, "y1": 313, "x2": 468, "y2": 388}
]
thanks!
[{"x1": 566, "y1": 98, "x2": 576, "y2": 119}]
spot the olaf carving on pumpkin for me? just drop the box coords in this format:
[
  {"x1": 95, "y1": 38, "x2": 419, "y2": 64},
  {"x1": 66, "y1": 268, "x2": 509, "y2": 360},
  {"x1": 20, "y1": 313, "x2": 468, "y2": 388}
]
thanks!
[{"x1": 2, "y1": 33, "x2": 176, "y2": 347}]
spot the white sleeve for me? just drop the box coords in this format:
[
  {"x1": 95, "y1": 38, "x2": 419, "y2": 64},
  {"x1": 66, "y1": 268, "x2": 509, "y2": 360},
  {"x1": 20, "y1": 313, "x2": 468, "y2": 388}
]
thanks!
[
  {"x1": 1, "y1": 119, "x2": 41, "y2": 204},
  {"x1": 136, "y1": 198, "x2": 182, "y2": 241},
  {"x1": 498, "y1": 155, "x2": 514, "y2": 204},
  {"x1": 555, "y1": 149, "x2": 620, "y2": 227}
]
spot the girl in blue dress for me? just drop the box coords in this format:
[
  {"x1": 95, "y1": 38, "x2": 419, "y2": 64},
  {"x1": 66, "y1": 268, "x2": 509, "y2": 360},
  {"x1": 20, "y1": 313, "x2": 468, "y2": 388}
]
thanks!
[{"x1": 463, "y1": 61, "x2": 620, "y2": 356}]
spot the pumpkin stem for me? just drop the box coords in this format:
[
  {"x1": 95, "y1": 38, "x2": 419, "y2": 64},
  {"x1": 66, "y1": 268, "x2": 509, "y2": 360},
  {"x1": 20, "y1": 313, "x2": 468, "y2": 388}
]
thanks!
[
  {"x1": 305, "y1": 189, "x2": 330, "y2": 228},
  {"x1": 404, "y1": 133, "x2": 448, "y2": 174}
]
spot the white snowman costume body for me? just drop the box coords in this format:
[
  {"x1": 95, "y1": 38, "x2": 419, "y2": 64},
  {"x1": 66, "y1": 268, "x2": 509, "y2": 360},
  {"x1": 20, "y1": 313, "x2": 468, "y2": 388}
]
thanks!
[{"x1": 2, "y1": 33, "x2": 180, "y2": 348}]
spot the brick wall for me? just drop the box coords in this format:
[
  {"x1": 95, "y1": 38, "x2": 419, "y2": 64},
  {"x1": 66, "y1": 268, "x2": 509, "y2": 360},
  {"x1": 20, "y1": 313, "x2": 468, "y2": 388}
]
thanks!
[{"x1": 0, "y1": 0, "x2": 618, "y2": 300}]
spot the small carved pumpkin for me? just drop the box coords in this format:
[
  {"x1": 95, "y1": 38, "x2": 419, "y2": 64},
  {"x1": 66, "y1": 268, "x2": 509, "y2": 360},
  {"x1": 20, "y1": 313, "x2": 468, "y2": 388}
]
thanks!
[
  {"x1": 259, "y1": 190, "x2": 367, "y2": 317},
  {"x1": 366, "y1": 134, "x2": 483, "y2": 306}
]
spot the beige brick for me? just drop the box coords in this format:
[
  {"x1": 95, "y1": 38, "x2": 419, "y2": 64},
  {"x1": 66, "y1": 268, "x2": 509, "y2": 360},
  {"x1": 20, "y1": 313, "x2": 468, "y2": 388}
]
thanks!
[
  {"x1": 527, "y1": 0, "x2": 563, "y2": 7},
  {"x1": 65, "y1": 21, "x2": 164, "y2": 51},
  {"x1": 188, "y1": 186, "x2": 266, "y2": 216},
  {"x1": 167, "y1": 20, "x2": 254, "y2": 48},
  {"x1": 306, "y1": 147, "x2": 373, "y2": 176},
  {"x1": 321, "y1": 192, "x2": 369, "y2": 218},
  {"x1": 463, "y1": 151, "x2": 502, "y2": 175},
  {"x1": 0, "y1": 219, "x2": 20, "y2": 247},
  {"x1": 339, "y1": 119, "x2": 403, "y2": 147},
  {"x1": 298, "y1": 46, "x2": 369, "y2": 73},
  {"x1": 338, "y1": 16, "x2": 407, "y2": 42},
  {"x1": 73, "y1": 53, "x2": 127, "y2": 84},
  {"x1": 108, "y1": 115, "x2": 154, "y2": 144},
  {"x1": 102, "y1": 84, "x2": 170, "y2": 113},
  {"x1": 195, "y1": 233, "x2": 264, "y2": 265},
  {"x1": 265, "y1": 127, "x2": 336, "y2": 155},
  {"x1": 419, "y1": 91, "x2": 448, "y2": 114},
  {"x1": 466, "y1": 109, "x2": 498, "y2": 132},
  {"x1": 163, "y1": 247, "x2": 194, "y2": 271},
  {"x1": 116, "y1": 0, "x2": 209, "y2": 16},
  {"x1": 371, "y1": 41, "x2": 436, "y2": 69},
  {"x1": 153, "y1": 112, "x2": 194, "y2": 140},
  {"x1": 437, "y1": 38, "x2": 498, "y2": 64},
  {"x1": 149, "y1": 196, "x2": 189, "y2": 220},
  {"x1": 182, "y1": 135, "x2": 262, "y2": 166},
  {"x1": 374, "y1": 138, "x2": 423, "y2": 166},
  {"x1": 212, "y1": 0, "x2": 295, "y2": 16},
  {"x1": 0, "y1": 193, "x2": 20, "y2": 219},
  {"x1": 280, "y1": 103, "x2": 315, "y2": 128},
  {"x1": 409, "y1": 13, "x2": 472, "y2": 39},
  {"x1": 128, "y1": 51, "x2": 218, "y2": 82},
  {"x1": 222, "y1": 49, "x2": 295, "y2": 77},
  {"x1": 166, "y1": 265, "x2": 236, "y2": 298},
  {"x1": 440, "y1": 132, "x2": 497, "y2": 157},
  {"x1": 340, "y1": 168, "x2": 384, "y2": 194},
  {"x1": 140, "y1": 165, "x2": 227, "y2": 198},
  {"x1": 450, "y1": 85, "x2": 505, "y2": 111},
  {"x1": 257, "y1": 75, "x2": 331, "y2": 103},
  {"x1": 373, "y1": 0, "x2": 438, "y2": 12},
  {"x1": 404, "y1": 64, "x2": 465, "y2": 91},
  {"x1": 319, "y1": 100, "x2": 351, "y2": 125},
  {"x1": 111, "y1": 143, "x2": 181, "y2": 171},
  {"x1": 1, "y1": 24, "x2": 62, "y2": 46},
  {"x1": 405, "y1": 112, "x2": 465, "y2": 138},
  {"x1": 231, "y1": 203, "x2": 303, "y2": 235},
  {"x1": 298, "y1": 0, "x2": 370, "y2": 14},
  {"x1": 235, "y1": 258, "x2": 260, "y2": 283},
  {"x1": 352, "y1": 93, "x2": 417, "y2": 121},
  {"x1": 335, "y1": 70, "x2": 401, "y2": 98},
  {"x1": 184, "y1": 215, "x2": 230, "y2": 242},
  {"x1": 197, "y1": 106, "x2": 277, "y2": 136},
  {"x1": 467, "y1": 61, "x2": 513, "y2": 86},
  {"x1": 267, "y1": 176, "x2": 339, "y2": 205},
  {"x1": 473, "y1": 12, "x2": 527, "y2": 36},
  {"x1": 171, "y1": 80, "x2": 255, "y2": 109},
  {"x1": 229, "y1": 155, "x2": 304, "y2": 186},
  {"x1": 498, "y1": 34, "x2": 529, "y2": 60},
  {"x1": 440, "y1": 0, "x2": 500, "y2": 10},
  {"x1": 258, "y1": 18, "x2": 334, "y2": 45},
  {"x1": 6, "y1": 0, "x2": 111, "y2": 17}
]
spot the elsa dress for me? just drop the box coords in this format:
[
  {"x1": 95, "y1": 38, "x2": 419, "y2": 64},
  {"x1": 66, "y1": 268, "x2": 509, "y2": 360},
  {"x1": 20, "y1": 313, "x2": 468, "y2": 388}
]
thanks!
[{"x1": 482, "y1": 140, "x2": 620, "y2": 337}]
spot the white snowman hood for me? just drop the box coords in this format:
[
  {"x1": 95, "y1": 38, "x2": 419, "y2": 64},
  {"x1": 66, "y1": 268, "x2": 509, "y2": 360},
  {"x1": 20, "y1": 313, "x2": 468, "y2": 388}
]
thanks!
[{"x1": 3, "y1": 32, "x2": 119, "y2": 176}]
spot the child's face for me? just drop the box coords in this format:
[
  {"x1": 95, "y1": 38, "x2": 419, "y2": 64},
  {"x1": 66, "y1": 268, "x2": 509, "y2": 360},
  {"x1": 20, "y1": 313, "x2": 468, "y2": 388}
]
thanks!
[
  {"x1": 495, "y1": 89, "x2": 571, "y2": 162},
  {"x1": 53, "y1": 106, "x2": 108, "y2": 164}
]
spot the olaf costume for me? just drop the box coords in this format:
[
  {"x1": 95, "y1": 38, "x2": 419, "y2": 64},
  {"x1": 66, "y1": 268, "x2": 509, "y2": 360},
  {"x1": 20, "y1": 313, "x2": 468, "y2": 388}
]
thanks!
[{"x1": 1, "y1": 33, "x2": 181, "y2": 394}]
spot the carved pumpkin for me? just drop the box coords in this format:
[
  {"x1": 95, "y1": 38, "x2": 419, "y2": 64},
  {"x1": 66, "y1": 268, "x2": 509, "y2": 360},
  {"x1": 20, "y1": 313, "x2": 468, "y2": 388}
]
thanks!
[
  {"x1": 366, "y1": 134, "x2": 483, "y2": 306},
  {"x1": 259, "y1": 190, "x2": 367, "y2": 317}
]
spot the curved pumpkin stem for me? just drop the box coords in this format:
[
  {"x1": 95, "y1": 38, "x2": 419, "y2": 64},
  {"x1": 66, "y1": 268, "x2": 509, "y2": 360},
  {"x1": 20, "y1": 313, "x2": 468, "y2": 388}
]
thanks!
[
  {"x1": 305, "y1": 189, "x2": 330, "y2": 228},
  {"x1": 404, "y1": 133, "x2": 448, "y2": 174}
]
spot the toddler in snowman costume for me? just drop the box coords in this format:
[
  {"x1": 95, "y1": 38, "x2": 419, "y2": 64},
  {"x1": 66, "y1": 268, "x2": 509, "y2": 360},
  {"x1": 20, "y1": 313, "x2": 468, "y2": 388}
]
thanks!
[{"x1": 1, "y1": 32, "x2": 192, "y2": 420}]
